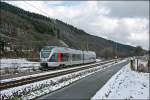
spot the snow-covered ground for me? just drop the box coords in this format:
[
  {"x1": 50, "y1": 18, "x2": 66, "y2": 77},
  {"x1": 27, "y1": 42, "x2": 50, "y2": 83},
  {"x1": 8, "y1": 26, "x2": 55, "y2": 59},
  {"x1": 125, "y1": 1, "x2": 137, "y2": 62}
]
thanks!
[
  {"x1": 0, "y1": 58, "x2": 40, "y2": 68},
  {"x1": 0, "y1": 58, "x2": 40, "y2": 75},
  {"x1": 0, "y1": 59, "x2": 126, "y2": 100},
  {"x1": 92, "y1": 62, "x2": 149, "y2": 99}
]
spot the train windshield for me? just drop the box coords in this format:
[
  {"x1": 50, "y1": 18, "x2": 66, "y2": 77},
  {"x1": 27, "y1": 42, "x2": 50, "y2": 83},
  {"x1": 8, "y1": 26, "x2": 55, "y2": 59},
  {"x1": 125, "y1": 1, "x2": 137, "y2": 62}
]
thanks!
[
  {"x1": 41, "y1": 51, "x2": 50, "y2": 58},
  {"x1": 40, "y1": 46, "x2": 54, "y2": 58}
]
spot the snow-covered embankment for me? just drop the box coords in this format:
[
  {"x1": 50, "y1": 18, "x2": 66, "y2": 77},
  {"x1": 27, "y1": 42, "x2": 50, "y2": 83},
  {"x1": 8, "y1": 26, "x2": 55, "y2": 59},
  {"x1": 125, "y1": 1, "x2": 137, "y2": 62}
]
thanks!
[{"x1": 92, "y1": 61, "x2": 149, "y2": 99}]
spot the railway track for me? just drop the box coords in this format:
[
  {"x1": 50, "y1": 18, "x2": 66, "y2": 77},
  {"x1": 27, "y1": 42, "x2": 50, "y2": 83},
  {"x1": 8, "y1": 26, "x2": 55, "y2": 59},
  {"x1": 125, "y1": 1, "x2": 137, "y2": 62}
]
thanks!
[
  {"x1": 0, "y1": 59, "x2": 117, "y2": 90},
  {"x1": 0, "y1": 60, "x2": 106, "y2": 80}
]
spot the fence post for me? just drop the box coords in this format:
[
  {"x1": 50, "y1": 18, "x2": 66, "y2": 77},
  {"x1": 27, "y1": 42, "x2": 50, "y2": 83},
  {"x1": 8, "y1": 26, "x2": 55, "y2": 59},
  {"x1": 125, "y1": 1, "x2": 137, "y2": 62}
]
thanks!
[
  {"x1": 130, "y1": 59, "x2": 133, "y2": 70},
  {"x1": 137, "y1": 59, "x2": 138, "y2": 71}
]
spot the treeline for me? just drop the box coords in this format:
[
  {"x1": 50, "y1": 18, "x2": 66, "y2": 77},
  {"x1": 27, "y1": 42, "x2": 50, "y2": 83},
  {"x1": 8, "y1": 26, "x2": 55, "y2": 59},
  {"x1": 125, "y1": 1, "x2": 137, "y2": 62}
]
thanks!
[{"x1": 1, "y1": 2, "x2": 57, "y2": 36}]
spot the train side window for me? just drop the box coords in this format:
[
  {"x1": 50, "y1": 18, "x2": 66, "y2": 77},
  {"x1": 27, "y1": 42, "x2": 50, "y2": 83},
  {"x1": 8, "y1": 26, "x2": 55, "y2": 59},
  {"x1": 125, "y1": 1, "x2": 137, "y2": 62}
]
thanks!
[
  {"x1": 61, "y1": 53, "x2": 69, "y2": 62},
  {"x1": 72, "y1": 54, "x2": 81, "y2": 61}
]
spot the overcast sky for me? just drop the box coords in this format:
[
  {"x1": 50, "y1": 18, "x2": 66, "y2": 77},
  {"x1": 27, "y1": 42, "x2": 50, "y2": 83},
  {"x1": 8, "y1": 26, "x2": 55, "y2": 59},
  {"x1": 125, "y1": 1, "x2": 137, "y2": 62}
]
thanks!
[{"x1": 4, "y1": 1, "x2": 149, "y2": 50}]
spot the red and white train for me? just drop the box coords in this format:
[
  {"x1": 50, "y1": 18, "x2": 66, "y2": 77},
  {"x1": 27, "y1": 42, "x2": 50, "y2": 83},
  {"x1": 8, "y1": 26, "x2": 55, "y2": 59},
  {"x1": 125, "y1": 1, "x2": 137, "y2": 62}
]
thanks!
[{"x1": 40, "y1": 46, "x2": 96, "y2": 68}]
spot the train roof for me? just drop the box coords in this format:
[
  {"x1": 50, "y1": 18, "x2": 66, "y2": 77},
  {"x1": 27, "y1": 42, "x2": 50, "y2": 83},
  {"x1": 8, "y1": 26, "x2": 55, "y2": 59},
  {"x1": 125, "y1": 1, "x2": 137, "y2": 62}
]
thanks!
[{"x1": 41, "y1": 46, "x2": 95, "y2": 54}]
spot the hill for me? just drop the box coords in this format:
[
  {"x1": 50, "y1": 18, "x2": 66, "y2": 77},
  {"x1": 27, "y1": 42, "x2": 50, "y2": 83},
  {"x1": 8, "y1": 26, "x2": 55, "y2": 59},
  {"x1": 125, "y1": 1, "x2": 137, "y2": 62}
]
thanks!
[{"x1": 0, "y1": 2, "x2": 145, "y2": 58}]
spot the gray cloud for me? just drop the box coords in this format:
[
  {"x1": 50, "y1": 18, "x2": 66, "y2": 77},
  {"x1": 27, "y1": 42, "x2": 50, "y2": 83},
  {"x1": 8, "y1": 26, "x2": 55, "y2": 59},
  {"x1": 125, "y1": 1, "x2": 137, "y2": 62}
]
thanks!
[{"x1": 99, "y1": 1, "x2": 149, "y2": 18}]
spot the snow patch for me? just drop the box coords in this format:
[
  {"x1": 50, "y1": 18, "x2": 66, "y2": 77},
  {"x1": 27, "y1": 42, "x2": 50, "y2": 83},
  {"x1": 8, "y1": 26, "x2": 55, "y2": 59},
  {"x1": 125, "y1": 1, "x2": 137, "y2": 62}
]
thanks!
[
  {"x1": 0, "y1": 58, "x2": 40, "y2": 68},
  {"x1": 91, "y1": 63, "x2": 149, "y2": 99}
]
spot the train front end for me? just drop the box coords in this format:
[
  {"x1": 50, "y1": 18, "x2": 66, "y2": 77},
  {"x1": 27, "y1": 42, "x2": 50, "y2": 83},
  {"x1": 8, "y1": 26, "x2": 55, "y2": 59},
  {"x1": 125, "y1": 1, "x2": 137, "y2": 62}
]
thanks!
[{"x1": 40, "y1": 46, "x2": 60, "y2": 68}]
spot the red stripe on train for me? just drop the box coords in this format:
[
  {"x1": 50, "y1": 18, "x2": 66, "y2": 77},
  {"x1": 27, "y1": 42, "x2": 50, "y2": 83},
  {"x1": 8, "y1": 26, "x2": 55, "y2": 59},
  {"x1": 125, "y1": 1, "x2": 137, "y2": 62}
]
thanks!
[{"x1": 58, "y1": 50, "x2": 61, "y2": 62}]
